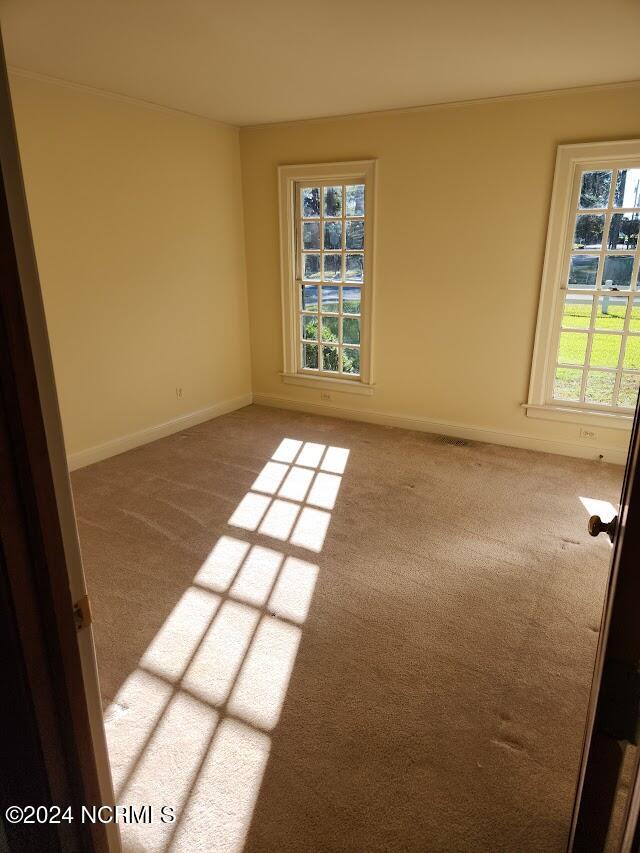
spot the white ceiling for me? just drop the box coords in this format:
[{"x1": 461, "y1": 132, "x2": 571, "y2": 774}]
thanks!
[{"x1": 1, "y1": 0, "x2": 639, "y2": 126}]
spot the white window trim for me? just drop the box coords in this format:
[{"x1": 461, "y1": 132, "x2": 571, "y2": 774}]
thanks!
[
  {"x1": 525, "y1": 139, "x2": 640, "y2": 430},
  {"x1": 278, "y1": 160, "x2": 377, "y2": 394}
]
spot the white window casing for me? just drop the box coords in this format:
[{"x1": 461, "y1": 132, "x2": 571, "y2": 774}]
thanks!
[
  {"x1": 526, "y1": 140, "x2": 640, "y2": 429},
  {"x1": 278, "y1": 160, "x2": 377, "y2": 395}
]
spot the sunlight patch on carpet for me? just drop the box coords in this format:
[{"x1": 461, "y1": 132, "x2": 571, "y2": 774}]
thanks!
[{"x1": 104, "y1": 438, "x2": 349, "y2": 851}]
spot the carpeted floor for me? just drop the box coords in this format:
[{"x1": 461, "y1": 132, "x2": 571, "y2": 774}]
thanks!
[{"x1": 71, "y1": 404, "x2": 623, "y2": 853}]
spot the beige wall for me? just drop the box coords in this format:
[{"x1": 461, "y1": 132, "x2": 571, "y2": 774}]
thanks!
[
  {"x1": 9, "y1": 75, "x2": 640, "y2": 465},
  {"x1": 10, "y1": 73, "x2": 251, "y2": 461},
  {"x1": 240, "y1": 84, "x2": 640, "y2": 461}
]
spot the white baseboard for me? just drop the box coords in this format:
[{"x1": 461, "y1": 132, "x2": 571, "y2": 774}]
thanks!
[
  {"x1": 252, "y1": 392, "x2": 629, "y2": 465},
  {"x1": 67, "y1": 393, "x2": 253, "y2": 471}
]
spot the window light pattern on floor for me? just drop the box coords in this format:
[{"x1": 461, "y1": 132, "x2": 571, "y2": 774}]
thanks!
[
  {"x1": 104, "y1": 438, "x2": 349, "y2": 852},
  {"x1": 579, "y1": 495, "x2": 617, "y2": 522},
  {"x1": 229, "y1": 439, "x2": 348, "y2": 552}
]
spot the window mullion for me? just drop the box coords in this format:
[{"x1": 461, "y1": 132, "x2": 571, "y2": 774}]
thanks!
[
  {"x1": 318, "y1": 184, "x2": 325, "y2": 373},
  {"x1": 630, "y1": 243, "x2": 640, "y2": 293},
  {"x1": 612, "y1": 294, "x2": 635, "y2": 405},
  {"x1": 609, "y1": 168, "x2": 619, "y2": 208},
  {"x1": 578, "y1": 296, "x2": 599, "y2": 402}
]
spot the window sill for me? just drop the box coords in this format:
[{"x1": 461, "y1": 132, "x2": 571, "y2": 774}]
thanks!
[
  {"x1": 281, "y1": 372, "x2": 375, "y2": 396},
  {"x1": 523, "y1": 403, "x2": 633, "y2": 430}
]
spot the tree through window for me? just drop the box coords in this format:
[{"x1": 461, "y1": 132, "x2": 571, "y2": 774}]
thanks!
[{"x1": 297, "y1": 182, "x2": 365, "y2": 377}]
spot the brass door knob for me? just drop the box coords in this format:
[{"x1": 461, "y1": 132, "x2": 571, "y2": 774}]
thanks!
[{"x1": 588, "y1": 514, "x2": 618, "y2": 543}]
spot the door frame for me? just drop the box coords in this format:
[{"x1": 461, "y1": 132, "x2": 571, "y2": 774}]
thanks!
[{"x1": 0, "y1": 28, "x2": 118, "y2": 853}]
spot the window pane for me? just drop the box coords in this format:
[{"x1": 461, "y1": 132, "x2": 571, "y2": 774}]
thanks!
[
  {"x1": 343, "y1": 286, "x2": 361, "y2": 314},
  {"x1": 579, "y1": 171, "x2": 611, "y2": 209},
  {"x1": 301, "y1": 315, "x2": 317, "y2": 341},
  {"x1": 558, "y1": 331, "x2": 587, "y2": 365},
  {"x1": 554, "y1": 367, "x2": 582, "y2": 401},
  {"x1": 323, "y1": 254, "x2": 342, "y2": 282},
  {"x1": 343, "y1": 347, "x2": 360, "y2": 375},
  {"x1": 584, "y1": 370, "x2": 616, "y2": 405},
  {"x1": 614, "y1": 169, "x2": 640, "y2": 208},
  {"x1": 301, "y1": 284, "x2": 318, "y2": 312},
  {"x1": 346, "y1": 219, "x2": 364, "y2": 250},
  {"x1": 590, "y1": 333, "x2": 621, "y2": 368},
  {"x1": 619, "y1": 372, "x2": 640, "y2": 408},
  {"x1": 562, "y1": 296, "x2": 592, "y2": 328},
  {"x1": 321, "y1": 286, "x2": 339, "y2": 313},
  {"x1": 345, "y1": 184, "x2": 365, "y2": 216},
  {"x1": 574, "y1": 214, "x2": 604, "y2": 249},
  {"x1": 321, "y1": 316, "x2": 339, "y2": 342},
  {"x1": 324, "y1": 186, "x2": 342, "y2": 217},
  {"x1": 345, "y1": 254, "x2": 364, "y2": 283},
  {"x1": 303, "y1": 254, "x2": 320, "y2": 280},
  {"x1": 608, "y1": 212, "x2": 639, "y2": 250},
  {"x1": 302, "y1": 187, "x2": 320, "y2": 217},
  {"x1": 302, "y1": 342, "x2": 318, "y2": 369},
  {"x1": 343, "y1": 316, "x2": 360, "y2": 344},
  {"x1": 324, "y1": 221, "x2": 342, "y2": 250},
  {"x1": 623, "y1": 336, "x2": 640, "y2": 369},
  {"x1": 321, "y1": 344, "x2": 339, "y2": 372},
  {"x1": 302, "y1": 221, "x2": 320, "y2": 250},
  {"x1": 630, "y1": 298, "x2": 640, "y2": 332},
  {"x1": 595, "y1": 295, "x2": 627, "y2": 330},
  {"x1": 602, "y1": 255, "x2": 634, "y2": 290},
  {"x1": 568, "y1": 255, "x2": 599, "y2": 288}
]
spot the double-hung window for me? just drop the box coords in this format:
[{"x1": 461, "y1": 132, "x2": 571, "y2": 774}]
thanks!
[
  {"x1": 278, "y1": 161, "x2": 376, "y2": 395},
  {"x1": 527, "y1": 140, "x2": 640, "y2": 426}
]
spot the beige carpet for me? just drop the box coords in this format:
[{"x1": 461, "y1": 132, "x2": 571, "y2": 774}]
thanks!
[{"x1": 71, "y1": 404, "x2": 623, "y2": 852}]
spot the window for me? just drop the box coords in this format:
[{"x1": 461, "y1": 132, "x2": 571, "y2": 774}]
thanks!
[
  {"x1": 278, "y1": 161, "x2": 376, "y2": 395},
  {"x1": 527, "y1": 140, "x2": 640, "y2": 427}
]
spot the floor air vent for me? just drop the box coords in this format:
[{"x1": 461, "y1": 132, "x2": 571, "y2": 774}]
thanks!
[{"x1": 436, "y1": 435, "x2": 470, "y2": 447}]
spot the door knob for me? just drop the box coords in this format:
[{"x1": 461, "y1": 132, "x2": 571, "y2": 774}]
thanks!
[{"x1": 588, "y1": 514, "x2": 618, "y2": 543}]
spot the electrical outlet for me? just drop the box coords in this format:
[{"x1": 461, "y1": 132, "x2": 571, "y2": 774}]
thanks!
[
  {"x1": 320, "y1": 391, "x2": 331, "y2": 401},
  {"x1": 175, "y1": 387, "x2": 183, "y2": 399},
  {"x1": 580, "y1": 427, "x2": 597, "y2": 441}
]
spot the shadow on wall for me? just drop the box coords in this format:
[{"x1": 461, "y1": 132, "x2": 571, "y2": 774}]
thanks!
[{"x1": 103, "y1": 437, "x2": 349, "y2": 851}]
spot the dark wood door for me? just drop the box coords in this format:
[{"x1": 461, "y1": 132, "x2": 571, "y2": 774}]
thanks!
[
  {"x1": 570, "y1": 394, "x2": 640, "y2": 850},
  {"x1": 0, "y1": 29, "x2": 110, "y2": 853}
]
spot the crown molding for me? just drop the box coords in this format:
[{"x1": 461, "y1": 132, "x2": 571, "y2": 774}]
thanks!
[
  {"x1": 7, "y1": 65, "x2": 238, "y2": 130},
  {"x1": 241, "y1": 78, "x2": 640, "y2": 131},
  {"x1": 7, "y1": 64, "x2": 640, "y2": 134}
]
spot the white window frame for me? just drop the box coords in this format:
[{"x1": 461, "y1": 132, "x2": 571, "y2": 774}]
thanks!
[
  {"x1": 278, "y1": 160, "x2": 377, "y2": 396},
  {"x1": 526, "y1": 139, "x2": 640, "y2": 430}
]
